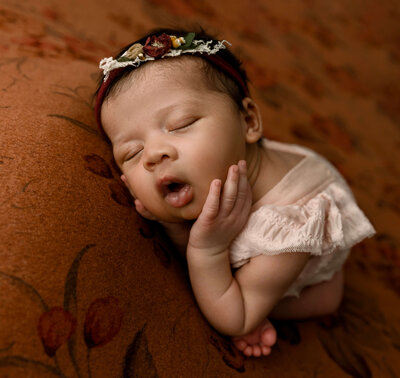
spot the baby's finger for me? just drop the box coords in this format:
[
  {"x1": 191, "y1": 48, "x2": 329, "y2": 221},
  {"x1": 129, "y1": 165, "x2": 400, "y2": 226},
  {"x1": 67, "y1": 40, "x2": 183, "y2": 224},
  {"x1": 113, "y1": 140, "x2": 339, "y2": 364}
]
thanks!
[
  {"x1": 235, "y1": 161, "x2": 249, "y2": 209},
  {"x1": 220, "y1": 165, "x2": 239, "y2": 216},
  {"x1": 198, "y1": 179, "x2": 221, "y2": 222}
]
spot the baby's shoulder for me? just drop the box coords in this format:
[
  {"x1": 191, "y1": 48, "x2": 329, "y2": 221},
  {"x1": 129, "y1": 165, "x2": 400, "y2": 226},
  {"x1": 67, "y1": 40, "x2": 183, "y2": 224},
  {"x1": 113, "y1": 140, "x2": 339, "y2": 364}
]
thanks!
[
  {"x1": 255, "y1": 139, "x2": 349, "y2": 207},
  {"x1": 254, "y1": 140, "x2": 305, "y2": 200},
  {"x1": 268, "y1": 146, "x2": 305, "y2": 178}
]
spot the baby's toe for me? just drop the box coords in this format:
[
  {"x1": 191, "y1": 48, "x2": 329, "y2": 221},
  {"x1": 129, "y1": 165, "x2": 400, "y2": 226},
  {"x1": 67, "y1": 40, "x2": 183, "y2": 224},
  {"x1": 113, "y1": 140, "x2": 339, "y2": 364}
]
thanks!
[
  {"x1": 261, "y1": 323, "x2": 277, "y2": 347},
  {"x1": 232, "y1": 339, "x2": 247, "y2": 351},
  {"x1": 252, "y1": 345, "x2": 262, "y2": 357},
  {"x1": 243, "y1": 346, "x2": 253, "y2": 357},
  {"x1": 261, "y1": 345, "x2": 272, "y2": 356}
]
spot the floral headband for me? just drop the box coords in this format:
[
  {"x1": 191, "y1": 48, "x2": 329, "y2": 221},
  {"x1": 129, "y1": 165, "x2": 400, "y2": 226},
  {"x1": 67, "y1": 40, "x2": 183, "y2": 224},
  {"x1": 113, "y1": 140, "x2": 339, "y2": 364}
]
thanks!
[{"x1": 95, "y1": 32, "x2": 249, "y2": 135}]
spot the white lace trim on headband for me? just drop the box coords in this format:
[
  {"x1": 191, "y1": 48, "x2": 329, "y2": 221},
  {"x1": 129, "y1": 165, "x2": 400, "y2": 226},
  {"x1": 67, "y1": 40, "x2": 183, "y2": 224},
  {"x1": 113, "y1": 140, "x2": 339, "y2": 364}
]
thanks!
[{"x1": 99, "y1": 39, "x2": 230, "y2": 81}]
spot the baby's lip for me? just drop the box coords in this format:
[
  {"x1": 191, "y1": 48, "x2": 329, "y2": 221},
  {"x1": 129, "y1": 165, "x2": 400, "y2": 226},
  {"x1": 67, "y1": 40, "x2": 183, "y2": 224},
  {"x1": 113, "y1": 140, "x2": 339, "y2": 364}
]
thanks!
[
  {"x1": 157, "y1": 176, "x2": 186, "y2": 196},
  {"x1": 157, "y1": 176, "x2": 193, "y2": 208}
]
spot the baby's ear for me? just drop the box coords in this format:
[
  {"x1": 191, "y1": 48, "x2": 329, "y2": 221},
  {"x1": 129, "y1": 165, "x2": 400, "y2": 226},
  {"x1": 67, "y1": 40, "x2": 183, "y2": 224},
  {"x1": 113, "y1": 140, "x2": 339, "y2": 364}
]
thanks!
[
  {"x1": 121, "y1": 174, "x2": 136, "y2": 198},
  {"x1": 120, "y1": 174, "x2": 129, "y2": 187},
  {"x1": 241, "y1": 97, "x2": 263, "y2": 143}
]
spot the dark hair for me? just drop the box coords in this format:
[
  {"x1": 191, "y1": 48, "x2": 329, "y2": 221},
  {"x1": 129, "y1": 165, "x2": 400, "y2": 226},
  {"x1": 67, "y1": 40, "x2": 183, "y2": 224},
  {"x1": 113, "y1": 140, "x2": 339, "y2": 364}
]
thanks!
[{"x1": 94, "y1": 27, "x2": 250, "y2": 115}]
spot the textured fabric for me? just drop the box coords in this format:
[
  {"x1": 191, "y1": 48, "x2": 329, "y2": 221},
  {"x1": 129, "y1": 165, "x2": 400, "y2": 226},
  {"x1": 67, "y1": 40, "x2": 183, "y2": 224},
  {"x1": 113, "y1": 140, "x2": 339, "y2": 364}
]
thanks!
[
  {"x1": 230, "y1": 139, "x2": 375, "y2": 297},
  {"x1": 1, "y1": 0, "x2": 399, "y2": 376}
]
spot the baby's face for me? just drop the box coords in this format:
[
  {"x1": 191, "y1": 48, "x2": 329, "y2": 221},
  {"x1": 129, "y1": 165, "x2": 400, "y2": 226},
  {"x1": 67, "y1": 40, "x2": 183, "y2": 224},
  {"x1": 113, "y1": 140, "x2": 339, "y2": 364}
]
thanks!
[{"x1": 101, "y1": 58, "x2": 248, "y2": 222}]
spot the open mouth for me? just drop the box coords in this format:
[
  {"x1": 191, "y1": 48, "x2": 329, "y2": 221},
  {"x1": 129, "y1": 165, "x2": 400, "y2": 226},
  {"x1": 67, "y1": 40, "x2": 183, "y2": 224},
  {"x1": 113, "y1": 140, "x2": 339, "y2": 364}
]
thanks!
[
  {"x1": 158, "y1": 178, "x2": 193, "y2": 208},
  {"x1": 163, "y1": 182, "x2": 186, "y2": 195}
]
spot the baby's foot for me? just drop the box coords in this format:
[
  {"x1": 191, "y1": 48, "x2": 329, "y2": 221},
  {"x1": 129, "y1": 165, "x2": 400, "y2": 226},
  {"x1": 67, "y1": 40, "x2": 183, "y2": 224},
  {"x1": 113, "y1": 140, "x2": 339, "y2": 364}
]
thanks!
[{"x1": 232, "y1": 318, "x2": 277, "y2": 357}]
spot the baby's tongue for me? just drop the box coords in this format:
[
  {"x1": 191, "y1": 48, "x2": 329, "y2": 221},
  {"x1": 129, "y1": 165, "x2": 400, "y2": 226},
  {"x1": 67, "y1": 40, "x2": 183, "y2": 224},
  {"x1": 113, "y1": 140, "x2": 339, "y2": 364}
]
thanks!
[{"x1": 165, "y1": 184, "x2": 193, "y2": 208}]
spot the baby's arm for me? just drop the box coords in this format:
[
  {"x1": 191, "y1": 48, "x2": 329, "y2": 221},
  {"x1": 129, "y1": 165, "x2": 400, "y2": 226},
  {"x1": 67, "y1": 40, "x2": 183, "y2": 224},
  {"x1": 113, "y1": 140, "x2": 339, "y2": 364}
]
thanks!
[{"x1": 187, "y1": 162, "x2": 310, "y2": 336}]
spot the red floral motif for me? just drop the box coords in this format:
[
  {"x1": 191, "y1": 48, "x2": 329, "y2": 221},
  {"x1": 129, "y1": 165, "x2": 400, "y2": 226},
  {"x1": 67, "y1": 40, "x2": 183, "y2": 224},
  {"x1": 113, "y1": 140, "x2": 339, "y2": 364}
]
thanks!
[
  {"x1": 37, "y1": 307, "x2": 77, "y2": 357},
  {"x1": 143, "y1": 33, "x2": 172, "y2": 58},
  {"x1": 84, "y1": 296, "x2": 123, "y2": 348}
]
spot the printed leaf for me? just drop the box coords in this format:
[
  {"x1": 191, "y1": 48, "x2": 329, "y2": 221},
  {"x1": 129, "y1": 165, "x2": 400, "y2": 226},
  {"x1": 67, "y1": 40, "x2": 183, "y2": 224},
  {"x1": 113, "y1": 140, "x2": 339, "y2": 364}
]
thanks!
[
  {"x1": 179, "y1": 32, "x2": 196, "y2": 50},
  {"x1": 123, "y1": 324, "x2": 158, "y2": 378}
]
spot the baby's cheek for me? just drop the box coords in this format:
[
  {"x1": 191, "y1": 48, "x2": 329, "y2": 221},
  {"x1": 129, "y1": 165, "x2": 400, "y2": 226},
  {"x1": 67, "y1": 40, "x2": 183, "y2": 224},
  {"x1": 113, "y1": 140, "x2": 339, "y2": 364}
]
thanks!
[{"x1": 125, "y1": 184, "x2": 137, "y2": 200}]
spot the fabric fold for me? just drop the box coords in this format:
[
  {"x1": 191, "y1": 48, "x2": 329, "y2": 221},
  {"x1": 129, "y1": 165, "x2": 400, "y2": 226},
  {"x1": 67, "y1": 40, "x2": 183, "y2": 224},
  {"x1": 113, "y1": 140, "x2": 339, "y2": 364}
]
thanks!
[{"x1": 229, "y1": 139, "x2": 375, "y2": 297}]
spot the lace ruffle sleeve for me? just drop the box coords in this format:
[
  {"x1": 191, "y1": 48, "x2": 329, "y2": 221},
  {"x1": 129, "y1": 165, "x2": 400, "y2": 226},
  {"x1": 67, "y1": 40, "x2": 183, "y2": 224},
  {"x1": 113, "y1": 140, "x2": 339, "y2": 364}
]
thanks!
[{"x1": 229, "y1": 181, "x2": 375, "y2": 268}]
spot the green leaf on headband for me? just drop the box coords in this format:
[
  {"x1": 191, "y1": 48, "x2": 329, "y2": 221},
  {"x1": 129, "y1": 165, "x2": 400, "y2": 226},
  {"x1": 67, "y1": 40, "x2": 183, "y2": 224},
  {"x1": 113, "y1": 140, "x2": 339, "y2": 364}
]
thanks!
[
  {"x1": 117, "y1": 57, "x2": 131, "y2": 62},
  {"x1": 179, "y1": 32, "x2": 196, "y2": 50}
]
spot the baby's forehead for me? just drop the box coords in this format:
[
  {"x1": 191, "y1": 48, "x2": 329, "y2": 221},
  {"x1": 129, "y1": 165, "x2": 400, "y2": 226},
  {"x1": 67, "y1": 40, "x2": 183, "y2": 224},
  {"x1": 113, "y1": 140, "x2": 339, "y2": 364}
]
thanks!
[
  {"x1": 145, "y1": 55, "x2": 205, "y2": 74},
  {"x1": 102, "y1": 57, "x2": 219, "y2": 121},
  {"x1": 122, "y1": 56, "x2": 209, "y2": 92}
]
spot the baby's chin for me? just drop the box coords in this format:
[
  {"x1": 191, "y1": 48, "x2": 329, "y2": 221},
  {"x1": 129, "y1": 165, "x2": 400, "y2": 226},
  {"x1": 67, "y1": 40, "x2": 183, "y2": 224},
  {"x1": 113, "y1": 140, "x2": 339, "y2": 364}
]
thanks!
[
  {"x1": 153, "y1": 204, "x2": 202, "y2": 224},
  {"x1": 157, "y1": 212, "x2": 199, "y2": 224}
]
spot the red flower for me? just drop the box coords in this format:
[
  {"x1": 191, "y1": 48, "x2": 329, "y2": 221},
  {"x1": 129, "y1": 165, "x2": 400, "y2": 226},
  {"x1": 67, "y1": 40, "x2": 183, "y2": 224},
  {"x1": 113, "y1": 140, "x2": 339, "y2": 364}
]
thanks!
[
  {"x1": 143, "y1": 33, "x2": 172, "y2": 58},
  {"x1": 84, "y1": 296, "x2": 123, "y2": 348},
  {"x1": 37, "y1": 307, "x2": 77, "y2": 357}
]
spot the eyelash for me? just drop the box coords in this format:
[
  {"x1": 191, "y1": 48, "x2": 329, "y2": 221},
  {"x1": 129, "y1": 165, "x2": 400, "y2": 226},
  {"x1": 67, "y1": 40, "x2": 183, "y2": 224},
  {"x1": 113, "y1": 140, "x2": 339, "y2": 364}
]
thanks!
[
  {"x1": 124, "y1": 148, "x2": 142, "y2": 162},
  {"x1": 171, "y1": 118, "x2": 198, "y2": 131}
]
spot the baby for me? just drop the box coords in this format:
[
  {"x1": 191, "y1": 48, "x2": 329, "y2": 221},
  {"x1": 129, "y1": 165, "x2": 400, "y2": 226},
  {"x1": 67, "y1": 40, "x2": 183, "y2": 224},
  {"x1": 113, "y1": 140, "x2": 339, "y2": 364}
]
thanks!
[{"x1": 94, "y1": 28, "x2": 375, "y2": 357}]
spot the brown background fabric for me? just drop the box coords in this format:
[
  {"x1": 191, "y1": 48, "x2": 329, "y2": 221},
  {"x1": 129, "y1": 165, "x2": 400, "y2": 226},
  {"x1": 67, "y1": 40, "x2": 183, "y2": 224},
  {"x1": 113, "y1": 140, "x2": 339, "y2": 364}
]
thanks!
[{"x1": 1, "y1": 0, "x2": 399, "y2": 376}]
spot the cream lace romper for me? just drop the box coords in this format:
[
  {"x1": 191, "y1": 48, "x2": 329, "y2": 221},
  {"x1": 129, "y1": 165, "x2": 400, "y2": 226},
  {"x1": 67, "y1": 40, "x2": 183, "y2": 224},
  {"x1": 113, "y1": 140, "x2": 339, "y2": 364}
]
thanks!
[{"x1": 229, "y1": 139, "x2": 375, "y2": 298}]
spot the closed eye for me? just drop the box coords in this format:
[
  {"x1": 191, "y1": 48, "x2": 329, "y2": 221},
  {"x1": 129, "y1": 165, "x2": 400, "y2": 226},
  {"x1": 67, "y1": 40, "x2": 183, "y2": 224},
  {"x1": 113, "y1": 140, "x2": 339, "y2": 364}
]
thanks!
[
  {"x1": 124, "y1": 147, "x2": 142, "y2": 163},
  {"x1": 171, "y1": 118, "x2": 198, "y2": 131}
]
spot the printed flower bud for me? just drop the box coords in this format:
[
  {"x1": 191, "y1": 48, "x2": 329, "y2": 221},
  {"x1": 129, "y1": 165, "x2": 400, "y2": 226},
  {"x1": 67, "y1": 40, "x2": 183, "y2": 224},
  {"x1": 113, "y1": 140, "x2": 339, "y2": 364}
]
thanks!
[
  {"x1": 170, "y1": 36, "x2": 185, "y2": 48},
  {"x1": 37, "y1": 306, "x2": 77, "y2": 357},
  {"x1": 143, "y1": 33, "x2": 172, "y2": 58},
  {"x1": 124, "y1": 43, "x2": 144, "y2": 60},
  {"x1": 84, "y1": 296, "x2": 123, "y2": 348}
]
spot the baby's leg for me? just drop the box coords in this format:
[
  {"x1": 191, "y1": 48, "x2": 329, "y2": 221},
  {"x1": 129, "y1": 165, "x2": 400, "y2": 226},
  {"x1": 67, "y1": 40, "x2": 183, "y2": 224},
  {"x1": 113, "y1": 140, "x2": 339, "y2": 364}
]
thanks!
[
  {"x1": 270, "y1": 269, "x2": 344, "y2": 320},
  {"x1": 232, "y1": 270, "x2": 344, "y2": 357}
]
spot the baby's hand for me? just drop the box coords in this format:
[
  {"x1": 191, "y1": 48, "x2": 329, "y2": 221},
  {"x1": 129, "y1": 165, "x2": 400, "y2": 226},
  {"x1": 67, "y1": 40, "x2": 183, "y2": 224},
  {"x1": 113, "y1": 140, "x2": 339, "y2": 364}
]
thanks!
[{"x1": 188, "y1": 160, "x2": 252, "y2": 255}]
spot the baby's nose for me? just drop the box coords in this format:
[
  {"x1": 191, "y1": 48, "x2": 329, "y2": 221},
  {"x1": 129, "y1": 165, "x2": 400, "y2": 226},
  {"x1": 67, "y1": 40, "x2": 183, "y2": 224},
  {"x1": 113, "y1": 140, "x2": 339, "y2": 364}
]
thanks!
[{"x1": 143, "y1": 141, "x2": 177, "y2": 169}]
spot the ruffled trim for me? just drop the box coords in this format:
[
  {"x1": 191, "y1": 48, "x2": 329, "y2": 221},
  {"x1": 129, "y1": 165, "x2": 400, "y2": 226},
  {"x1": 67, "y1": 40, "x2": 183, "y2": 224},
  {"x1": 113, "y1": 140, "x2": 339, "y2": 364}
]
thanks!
[
  {"x1": 229, "y1": 183, "x2": 375, "y2": 268},
  {"x1": 100, "y1": 39, "x2": 229, "y2": 81}
]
